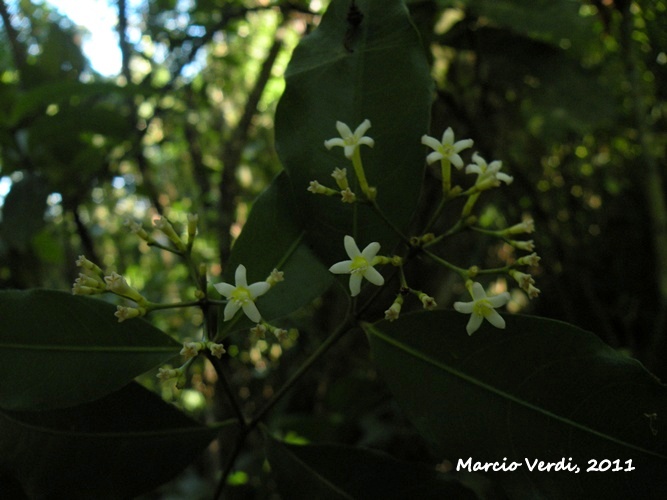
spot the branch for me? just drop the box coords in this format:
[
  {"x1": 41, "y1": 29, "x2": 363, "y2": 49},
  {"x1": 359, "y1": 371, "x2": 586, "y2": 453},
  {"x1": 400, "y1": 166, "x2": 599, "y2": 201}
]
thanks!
[
  {"x1": 116, "y1": 0, "x2": 132, "y2": 81},
  {"x1": 0, "y1": 0, "x2": 27, "y2": 76}
]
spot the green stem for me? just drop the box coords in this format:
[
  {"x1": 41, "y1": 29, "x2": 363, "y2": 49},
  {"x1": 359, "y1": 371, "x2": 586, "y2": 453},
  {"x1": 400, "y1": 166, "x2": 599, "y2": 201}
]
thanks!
[
  {"x1": 147, "y1": 241, "x2": 183, "y2": 255},
  {"x1": 422, "y1": 218, "x2": 466, "y2": 249},
  {"x1": 423, "y1": 197, "x2": 446, "y2": 234},
  {"x1": 370, "y1": 200, "x2": 411, "y2": 245},
  {"x1": 249, "y1": 318, "x2": 353, "y2": 426},
  {"x1": 441, "y1": 157, "x2": 451, "y2": 194},
  {"x1": 213, "y1": 313, "x2": 355, "y2": 497},
  {"x1": 351, "y1": 148, "x2": 372, "y2": 198},
  {"x1": 422, "y1": 248, "x2": 468, "y2": 278},
  {"x1": 206, "y1": 353, "x2": 247, "y2": 425},
  {"x1": 147, "y1": 300, "x2": 202, "y2": 311}
]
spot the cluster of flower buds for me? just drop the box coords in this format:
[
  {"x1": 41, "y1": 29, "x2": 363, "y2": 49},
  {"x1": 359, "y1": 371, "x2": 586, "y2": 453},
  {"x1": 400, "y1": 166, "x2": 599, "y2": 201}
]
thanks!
[
  {"x1": 71, "y1": 255, "x2": 106, "y2": 296},
  {"x1": 72, "y1": 255, "x2": 151, "y2": 319}
]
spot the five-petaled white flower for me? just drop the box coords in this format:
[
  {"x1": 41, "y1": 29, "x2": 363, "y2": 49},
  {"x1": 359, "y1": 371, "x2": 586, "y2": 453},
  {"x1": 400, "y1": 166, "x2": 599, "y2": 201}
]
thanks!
[
  {"x1": 453, "y1": 282, "x2": 510, "y2": 335},
  {"x1": 421, "y1": 127, "x2": 473, "y2": 168},
  {"x1": 465, "y1": 152, "x2": 513, "y2": 189},
  {"x1": 329, "y1": 235, "x2": 385, "y2": 296},
  {"x1": 324, "y1": 119, "x2": 374, "y2": 159},
  {"x1": 214, "y1": 264, "x2": 270, "y2": 323}
]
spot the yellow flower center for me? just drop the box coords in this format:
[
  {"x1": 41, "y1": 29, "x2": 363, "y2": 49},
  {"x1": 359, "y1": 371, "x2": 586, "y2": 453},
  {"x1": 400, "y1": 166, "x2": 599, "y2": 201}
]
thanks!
[
  {"x1": 440, "y1": 144, "x2": 454, "y2": 157},
  {"x1": 349, "y1": 255, "x2": 369, "y2": 274},
  {"x1": 472, "y1": 299, "x2": 493, "y2": 317},
  {"x1": 231, "y1": 286, "x2": 252, "y2": 304}
]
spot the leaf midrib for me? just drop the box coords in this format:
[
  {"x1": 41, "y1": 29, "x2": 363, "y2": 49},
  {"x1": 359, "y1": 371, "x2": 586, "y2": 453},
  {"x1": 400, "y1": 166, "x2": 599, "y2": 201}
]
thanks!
[{"x1": 367, "y1": 324, "x2": 667, "y2": 460}]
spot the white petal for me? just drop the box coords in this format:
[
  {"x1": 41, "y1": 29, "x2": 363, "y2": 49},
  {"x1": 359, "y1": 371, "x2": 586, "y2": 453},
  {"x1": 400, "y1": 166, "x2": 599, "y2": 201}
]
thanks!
[
  {"x1": 336, "y1": 121, "x2": 353, "y2": 139},
  {"x1": 344, "y1": 235, "x2": 361, "y2": 258},
  {"x1": 363, "y1": 266, "x2": 384, "y2": 286},
  {"x1": 214, "y1": 282, "x2": 235, "y2": 298},
  {"x1": 248, "y1": 281, "x2": 270, "y2": 298},
  {"x1": 349, "y1": 273, "x2": 363, "y2": 296},
  {"x1": 358, "y1": 137, "x2": 374, "y2": 148},
  {"x1": 235, "y1": 265, "x2": 248, "y2": 287},
  {"x1": 354, "y1": 119, "x2": 371, "y2": 138},
  {"x1": 329, "y1": 260, "x2": 353, "y2": 274},
  {"x1": 466, "y1": 314, "x2": 483, "y2": 335},
  {"x1": 421, "y1": 135, "x2": 442, "y2": 150},
  {"x1": 488, "y1": 160, "x2": 503, "y2": 172},
  {"x1": 324, "y1": 138, "x2": 345, "y2": 149},
  {"x1": 343, "y1": 145, "x2": 355, "y2": 158},
  {"x1": 497, "y1": 173, "x2": 513, "y2": 185},
  {"x1": 442, "y1": 127, "x2": 454, "y2": 145},
  {"x1": 426, "y1": 151, "x2": 443, "y2": 165},
  {"x1": 242, "y1": 302, "x2": 262, "y2": 323},
  {"x1": 361, "y1": 241, "x2": 380, "y2": 261},
  {"x1": 487, "y1": 291, "x2": 511, "y2": 308},
  {"x1": 223, "y1": 301, "x2": 241, "y2": 321},
  {"x1": 453, "y1": 138, "x2": 473, "y2": 152},
  {"x1": 465, "y1": 165, "x2": 482, "y2": 175},
  {"x1": 485, "y1": 309, "x2": 506, "y2": 329},
  {"x1": 471, "y1": 282, "x2": 487, "y2": 301},
  {"x1": 472, "y1": 152, "x2": 486, "y2": 167},
  {"x1": 453, "y1": 301, "x2": 473, "y2": 314},
  {"x1": 450, "y1": 154, "x2": 464, "y2": 169}
]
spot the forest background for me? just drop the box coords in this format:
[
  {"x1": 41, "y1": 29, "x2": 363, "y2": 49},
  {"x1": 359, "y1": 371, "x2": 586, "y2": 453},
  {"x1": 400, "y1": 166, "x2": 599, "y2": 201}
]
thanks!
[{"x1": 1, "y1": 0, "x2": 667, "y2": 498}]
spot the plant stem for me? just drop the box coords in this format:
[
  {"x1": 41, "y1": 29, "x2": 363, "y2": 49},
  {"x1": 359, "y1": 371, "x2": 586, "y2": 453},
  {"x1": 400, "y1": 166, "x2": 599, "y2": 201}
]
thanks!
[
  {"x1": 249, "y1": 318, "x2": 353, "y2": 426},
  {"x1": 370, "y1": 200, "x2": 411, "y2": 245},
  {"x1": 212, "y1": 315, "x2": 354, "y2": 497}
]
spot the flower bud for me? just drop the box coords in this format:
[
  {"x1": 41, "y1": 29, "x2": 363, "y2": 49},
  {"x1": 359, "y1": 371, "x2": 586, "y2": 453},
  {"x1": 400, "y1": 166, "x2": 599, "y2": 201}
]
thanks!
[
  {"x1": 331, "y1": 167, "x2": 349, "y2": 190},
  {"x1": 207, "y1": 342, "x2": 226, "y2": 359},
  {"x1": 153, "y1": 216, "x2": 185, "y2": 251}
]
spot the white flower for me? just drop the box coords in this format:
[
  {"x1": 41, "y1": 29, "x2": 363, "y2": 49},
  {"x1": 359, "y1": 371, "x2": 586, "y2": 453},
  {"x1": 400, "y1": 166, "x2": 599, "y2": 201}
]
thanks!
[
  {"x1": 114, "y1": 305, "x2": 144, "y2": 322},
  {"x1": 214, "y1": 265, "x2": 270, "y2": 323},
  {"x1": 324, "y1": 119, "x2": 374, "y2": 159},
  {"x1": 104, "y1": 272, "x2": 143, "y2": 302},
  {"x1": 331, "y1": 167, "x2": 349, "y2": 189},
  {"x1": 340, "y1": 187, "x2": 356, "y2": 203},
  {"x1": 266, "y1": 268, "x2": 284, "y2": 287},
  {"x1": 207, "y1": 342, "x2": 226, "y2": 359},
  {"x1": 180, "y1": 342, "x2": 203, "y2": 360},
  {"x1": 329, "y1": 235, "x2": 385, "y2": 296},
  {"x1": 506, "y1": 219, "x2": 535, "y2": 235},
  {"x1": 465, "y1": 152, "x2": 513, "y2": 188},
  {"x1": 453, "y1": 282, "x2": 511, "y2": 335},
  {"x1": 511, "y1": 240, "x2": 535, "y2": 252},
  {"x1": 421, "y1": 127, "x2": 473, "y2": 168},
  {"x1": 384, "y1": 295, "x2": 403, "y2": 321},
  {"x1": 517, "y1": 253, "x2": 541, "y2": 267}
]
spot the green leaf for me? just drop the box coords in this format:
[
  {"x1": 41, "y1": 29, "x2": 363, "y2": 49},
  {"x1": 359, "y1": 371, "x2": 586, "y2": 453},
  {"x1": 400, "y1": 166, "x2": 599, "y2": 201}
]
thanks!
[
  {"x1": 0, "y1": 382, "x2": 220, "y2": 498},
  {"x1": 0, "y1": 289, "x2": 181, "y2": 411},
  {"x1": 220, "y1": 172, "x2": 333, "y2": 331},
  {"x1": 266, "y1": 436, "x2": 477, "y2": 499},
  {"x1": 0, "y1": 174, "x2": 50, "y2": 251},
  {"x1": 366, "y1": 311, "x2": 667, "y2": 499},
  {"x1": 275, "y1": 0, "x2": 432, "y2": 264}
]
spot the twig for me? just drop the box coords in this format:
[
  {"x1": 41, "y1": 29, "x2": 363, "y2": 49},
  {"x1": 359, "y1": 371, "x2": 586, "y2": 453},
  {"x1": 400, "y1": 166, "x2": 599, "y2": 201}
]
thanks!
[{"x1": 0, "y1": 0, "x2": 27, "y2": 77}]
